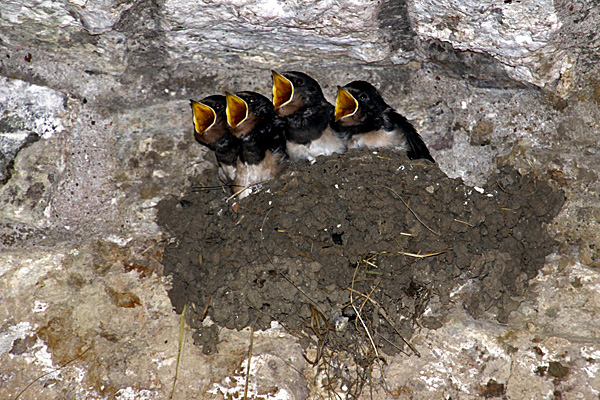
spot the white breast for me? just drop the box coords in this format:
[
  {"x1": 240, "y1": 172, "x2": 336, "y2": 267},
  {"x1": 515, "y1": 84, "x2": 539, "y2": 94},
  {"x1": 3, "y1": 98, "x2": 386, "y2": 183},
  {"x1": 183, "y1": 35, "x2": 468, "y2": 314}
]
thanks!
[
  {"x1": 231, "y1": 151, "x2": 286, "y2": 198},
  {"x1": 348, "y1": 129, "x2": 407, "y2": 150},
  {"x1": 218, "y1": 164, "x2": 237, "y2": 183},
  {"x1": 287, "y1": 127, "x2": 347, "y2": 162}
]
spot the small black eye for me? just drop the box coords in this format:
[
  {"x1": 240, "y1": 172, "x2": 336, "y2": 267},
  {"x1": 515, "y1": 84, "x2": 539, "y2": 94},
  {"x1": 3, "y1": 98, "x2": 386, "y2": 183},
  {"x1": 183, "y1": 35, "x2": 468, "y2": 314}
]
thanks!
[
  {"x1": 214, "y1": 103, "x2": 222, "y2": 109},
  {"x1": 296, "y1": 79, "x2": 304, "y2": 86},
  {"x1": 359, "y1": 93, "x2": 368, "y2": 101},
  {"x1": 248, "y1": 96, "x2": 255, "y2": 103}
]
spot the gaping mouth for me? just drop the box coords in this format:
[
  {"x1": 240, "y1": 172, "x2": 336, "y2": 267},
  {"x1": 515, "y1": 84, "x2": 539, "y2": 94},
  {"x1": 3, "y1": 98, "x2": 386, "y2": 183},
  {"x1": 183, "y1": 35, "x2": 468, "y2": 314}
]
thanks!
[
  {"x1": 190, "y1": 100, "x2": 216, "y2": 134},
  {"x1": 272, "y1": 70, "x2": 294, "y2": 110},
  {"x1": 335, "y1": 87, "x2": 358, "y2": 121},
  {"x1": 226, "y1": 92, "x2": 248, "y2": 129}
]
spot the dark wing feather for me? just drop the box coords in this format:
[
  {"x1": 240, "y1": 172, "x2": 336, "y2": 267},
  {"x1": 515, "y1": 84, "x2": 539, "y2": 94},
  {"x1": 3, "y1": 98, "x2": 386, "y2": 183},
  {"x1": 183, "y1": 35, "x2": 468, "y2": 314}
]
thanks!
[{"x1": 384, "y1": 110, "x2": 435, "y2": 163}]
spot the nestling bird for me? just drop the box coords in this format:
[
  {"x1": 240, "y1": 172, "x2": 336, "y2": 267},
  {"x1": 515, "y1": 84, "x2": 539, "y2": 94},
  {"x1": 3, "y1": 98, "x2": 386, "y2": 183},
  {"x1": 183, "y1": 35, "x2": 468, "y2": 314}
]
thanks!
[
  {"x1": 272, "y1": 70, "x2": 346, "y2": 162},
  {"x1": 226, "y1": 91, "x2": 288, "y2": 198},
  {"x1": 190, "y1": 95, "x2": 241, "y2": 182},
  {"x1": 333, "y1": 81, "x2": 435, "y2": 162}
]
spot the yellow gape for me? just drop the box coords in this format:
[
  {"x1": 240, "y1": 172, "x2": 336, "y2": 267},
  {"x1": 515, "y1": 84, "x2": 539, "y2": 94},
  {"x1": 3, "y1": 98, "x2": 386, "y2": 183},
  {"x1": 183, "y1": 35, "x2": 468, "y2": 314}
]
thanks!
[
  {"x1": 190, "y1": 100, "x2": 217, "y2": 134},
  {"x1": 225, "y1": 92, "x2": 249, "y2": 129},
  {"x1": 271, "y1": 70, "x2": 294, "y2": 110},
  {"x1": 335, "y1": 87, "x2": 358, "y2": 121}
]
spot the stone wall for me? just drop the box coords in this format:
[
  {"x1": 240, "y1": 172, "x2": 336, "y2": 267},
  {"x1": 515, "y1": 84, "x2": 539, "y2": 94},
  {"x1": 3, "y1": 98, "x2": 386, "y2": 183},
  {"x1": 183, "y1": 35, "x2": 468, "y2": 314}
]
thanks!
[{"x1": 1, "y1": 0, "x2": 599, "y2": 398}]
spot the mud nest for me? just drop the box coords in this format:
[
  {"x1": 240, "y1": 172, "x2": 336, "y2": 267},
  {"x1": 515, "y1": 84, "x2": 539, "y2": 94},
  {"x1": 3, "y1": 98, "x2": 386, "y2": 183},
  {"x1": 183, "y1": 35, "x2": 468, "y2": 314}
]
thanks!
[{"x1": 158, "y1": 148, "x2": 565, "y2": 358}]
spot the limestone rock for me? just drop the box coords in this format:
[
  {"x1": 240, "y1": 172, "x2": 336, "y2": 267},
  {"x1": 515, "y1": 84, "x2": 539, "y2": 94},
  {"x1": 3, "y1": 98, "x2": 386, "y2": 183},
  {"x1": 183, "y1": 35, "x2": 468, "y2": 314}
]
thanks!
[{"x1": 1, "y1": 0, "x2": 600, "y2": 398}]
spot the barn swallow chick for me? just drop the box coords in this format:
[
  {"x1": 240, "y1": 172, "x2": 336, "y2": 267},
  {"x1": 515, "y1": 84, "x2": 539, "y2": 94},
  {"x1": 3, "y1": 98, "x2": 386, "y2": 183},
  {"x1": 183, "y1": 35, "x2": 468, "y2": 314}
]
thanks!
[
  {"x1": 226, "y1": 91, "x2": 288, "y2": 198},
  {"x1": 272, "y1": 70, "x2": 346, "y2": 162},
  {"x1": 190, "y1": 95, "x2": 241, "y2": 182},
  {"x1": 333, "y1": 81, "x2": 435, "y2": 162}
]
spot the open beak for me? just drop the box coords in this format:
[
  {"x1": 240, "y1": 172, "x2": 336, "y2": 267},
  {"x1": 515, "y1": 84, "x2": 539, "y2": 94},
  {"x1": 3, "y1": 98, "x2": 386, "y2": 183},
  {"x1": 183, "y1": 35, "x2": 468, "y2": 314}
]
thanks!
[
  {"x1": 190, "y1": 100, "x2": 216, "y2": 134},
  {"x1": 272, "y1": 70, "x2": 294, "y2": 110},
  {"x1": 335, "y1": 87, "x2": 358, "y2": 121},
  {"x1": 225, "y1": 92, "x2": 248, "y2": 129}
]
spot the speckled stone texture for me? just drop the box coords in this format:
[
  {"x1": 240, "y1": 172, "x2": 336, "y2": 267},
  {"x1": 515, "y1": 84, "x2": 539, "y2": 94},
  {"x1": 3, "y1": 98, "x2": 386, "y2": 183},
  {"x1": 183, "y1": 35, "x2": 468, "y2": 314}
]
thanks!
[{"x1": 1, "y1": 0, "x2": 600, "y2": 398}]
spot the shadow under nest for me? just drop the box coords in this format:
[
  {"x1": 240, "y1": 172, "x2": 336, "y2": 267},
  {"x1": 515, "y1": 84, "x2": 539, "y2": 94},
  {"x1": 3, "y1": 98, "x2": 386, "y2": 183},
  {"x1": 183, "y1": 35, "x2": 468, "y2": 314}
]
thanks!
[{"x1": 157, "y1": 147, "x2": 564, "y2": 396}]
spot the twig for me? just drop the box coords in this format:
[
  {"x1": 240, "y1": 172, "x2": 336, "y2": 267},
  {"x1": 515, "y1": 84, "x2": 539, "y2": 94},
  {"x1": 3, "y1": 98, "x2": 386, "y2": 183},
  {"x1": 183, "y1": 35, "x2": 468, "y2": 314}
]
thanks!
[
  {"x1": 362, "y1": 259, "x2": 380, "y2": 269},
  {"x1": 15, "y1": 346, "x2": 92, "y2": 399},
  {"x1": 201, "y1": 294, "x2": 211, "y2": 322},
  {"x1": 350, "y1": 262, "x2": 380, "y2": 360},
  {"x1": 277, "y1": 271, "x2": 327, "y2": 317},
  {"x1": 377, "y1": 185, "x2": 440, "y2": 236},
  {"x1": 358, "y1": 282, "x2": 379, "y2": 322},
  {"x1": 365, "y1": 270, "x2": 383, "y2": 275},
  {"x1": 140, "y1": 242, "x2": 157, "y2": 255},
  {"x1": 396, "y1": 251, "x2": 445, "y2": 258},
  {"x1": 226, "y1": 180, "x2": 268, "y2": 202},
  {"x1": 369, "y1": 357, "x2": 374, "y2": 400},
  {"x1": 191, "y1": 184, "x2": 228, "y2": 192},
  {"x1": 260, "y1": 208, "x2": 273, "y2": 240},
  {"x1": 378, "y1": 334, "x2": 407, "y2": 354},
  {"x1": 302, "y1": 305, "x2": 333, "y2": 366},
  {"x1": 496, "y1": 180, "x2": 515, "y2": 195},
  {"x1": 453, "y1": 218, "x2": 474, "y2": 227},
  {"x1": 498, "y1": 206, "x2": 516, "y2": 212},
  {"x1": 170, "y1": 302, "x2": 188, "y2": 399},
  {"x1": 243, "y1": 323, "x2": 256, "y2": 400},
  {"x1": 309, "y1": 304, "x2": 331, "y2": 337},
  {"x1": 346, "y1": 287, "x2": 421, "y2": 357}
]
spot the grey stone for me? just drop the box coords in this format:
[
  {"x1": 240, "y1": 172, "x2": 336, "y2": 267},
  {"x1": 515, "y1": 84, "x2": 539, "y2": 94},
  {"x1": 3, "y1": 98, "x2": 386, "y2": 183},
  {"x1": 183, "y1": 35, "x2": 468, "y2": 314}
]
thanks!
[{"x1": 1, "y1": 0, "x2": 600, "y2": 398}]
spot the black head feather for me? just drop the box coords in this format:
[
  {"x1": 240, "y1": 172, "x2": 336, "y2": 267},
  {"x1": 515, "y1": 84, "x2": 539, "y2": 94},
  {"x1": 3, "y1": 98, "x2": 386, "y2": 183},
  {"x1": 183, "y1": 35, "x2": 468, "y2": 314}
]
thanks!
[
  {"x1": 276, "y1": 71, "x2": 334, "y2": 144},
  {"x1": 190, "y1": 94, "x2": 240, "y2": 162},
  {"x1": 232, "y1": 91, "x2": 287, "y2": 164},
  {"x1": 199, "y1": 94, "x2": 227, "y2": 114},
  {"x1": 282, "y1": 71, "x2": 327, "y2": 103},
  {"x1": 332, "y1": 81, "x2": 387, "y2": 134}
]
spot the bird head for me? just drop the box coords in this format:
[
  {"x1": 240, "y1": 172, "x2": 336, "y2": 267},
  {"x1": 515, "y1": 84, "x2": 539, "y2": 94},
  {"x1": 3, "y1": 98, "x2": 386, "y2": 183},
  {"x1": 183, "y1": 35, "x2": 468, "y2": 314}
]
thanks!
[
  {"x1": 335, "y1": 81, "x2": 387, "y2": 126},
  {"x1": 272, "y1": 70, "x2": 326, "y2": 117},
  {"x1": 227, "y1": 91, "x2": 275, "y2": 138},
  {"x1": 190, "y1": 95, "x2": 229, "y2": 145}
]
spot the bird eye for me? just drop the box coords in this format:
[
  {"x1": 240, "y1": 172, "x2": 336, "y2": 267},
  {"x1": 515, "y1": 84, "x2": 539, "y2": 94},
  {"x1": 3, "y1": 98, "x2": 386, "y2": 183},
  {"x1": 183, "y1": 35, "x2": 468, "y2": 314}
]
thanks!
[
  {"x1": 248, "y1": 96, "x2": 255, "y2": 103},
  {"x1": 214, "y1": 103, "x2": 222, "y2": 109},
  {"x1": 359, "y1": 93, "x2": 368, "y2": 101},
  {"x1": 296, "y1": 79, "x2": 304, "y2": 86}
]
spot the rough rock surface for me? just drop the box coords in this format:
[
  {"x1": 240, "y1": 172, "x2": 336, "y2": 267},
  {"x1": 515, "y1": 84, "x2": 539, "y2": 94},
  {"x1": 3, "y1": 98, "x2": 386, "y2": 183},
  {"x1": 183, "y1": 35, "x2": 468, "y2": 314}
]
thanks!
[{"x1": 1, "y1": 0, "x2": 600, "y2": 398}]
